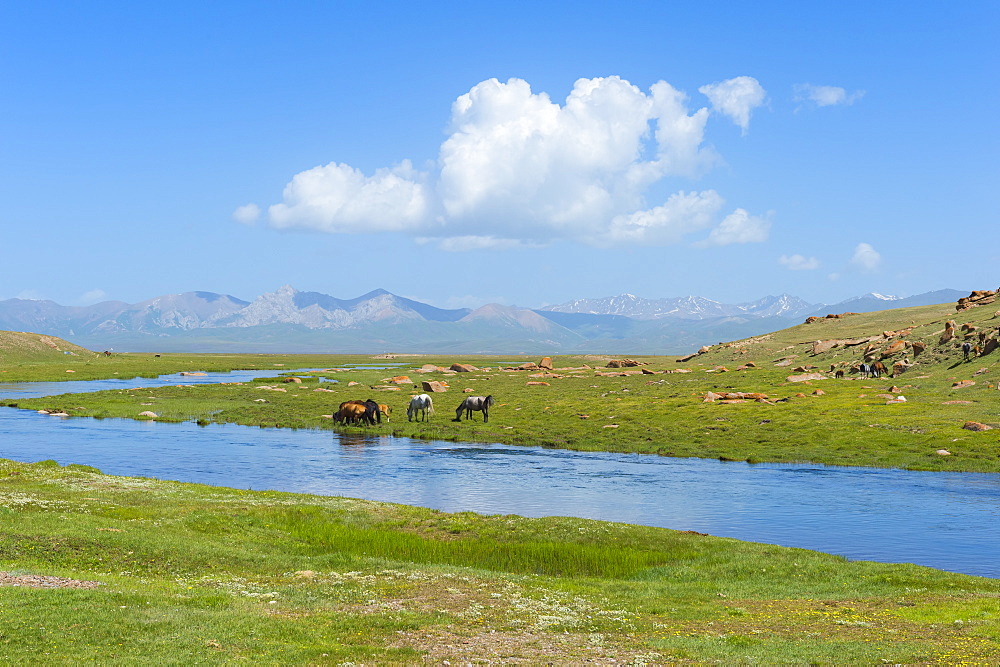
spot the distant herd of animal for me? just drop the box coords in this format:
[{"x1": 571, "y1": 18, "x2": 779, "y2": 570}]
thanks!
[{"x1": 333, "y1": 394, "x2": 494, "y2": 426}]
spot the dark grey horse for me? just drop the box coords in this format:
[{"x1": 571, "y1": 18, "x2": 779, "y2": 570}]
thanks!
[{"x1": 455, "y1": 395, "x2": 494, "y2": 422}]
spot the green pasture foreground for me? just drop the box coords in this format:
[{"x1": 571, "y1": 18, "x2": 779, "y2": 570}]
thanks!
[{"x1": 2, "y1": 458, "x2": 1000, "y2": 664}]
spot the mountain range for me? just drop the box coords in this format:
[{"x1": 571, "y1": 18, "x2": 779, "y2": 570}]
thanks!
[{"x1": 0, "y1": 286, "x2": 967, "y2": 355}]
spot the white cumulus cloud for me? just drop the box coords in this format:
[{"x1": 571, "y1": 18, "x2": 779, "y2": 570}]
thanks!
[
  {"x1": 698, "y1": 76, "x2": 767, "y2": 134},
  {"x1": 794, "y1": 83, "x2": 865, "y2": 108},
  {"x1": 850, "y1": 242, "x2": 882, "y2": 272},
  {"x1": 779, "y1": 254, "x2": 820, "y2": 270},
  {"x1": 257, "y1": 75, "x2": 769, "y2": 249},
  {"x1": 695, "y1": 208, "x2": 771, "y2": 247}
]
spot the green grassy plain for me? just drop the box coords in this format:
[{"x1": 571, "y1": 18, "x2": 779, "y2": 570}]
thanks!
[
  {"x1": 2, "y1": 458, "x2": 1000, "y2": 663},
  {"x1": 2, "y1": 301, "x2": 1000, "y2": 661}
]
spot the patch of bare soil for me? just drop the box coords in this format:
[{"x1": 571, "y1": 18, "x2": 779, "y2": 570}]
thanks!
[
  {"x1": 0, "y1": 571, "x2": 103, "y2": 589},
  {"x1": 390, "y1": 628, "x2": 657, "y2": 664}
]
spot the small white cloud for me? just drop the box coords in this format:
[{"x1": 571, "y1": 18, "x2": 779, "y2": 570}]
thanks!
[
  {"x1": 77, "y1": 289, "x2": 108, "y2": 305},
  {"x1": 794, "y1": 84, "x2": 865, "y2": 108},
  {"x1": 698, "y1": 76, "x2": 767, "y2": 133},
  {"x1": 779, "y1": 254, "x2": 820, "y2": 270},
  {"x1": 696, "y1": 208, "x2": 771, "y2": 247},
  {"x1": 828, "y1": 272, "x2": 841, "y2": 281},
  {"x1": 232, "y1": 203, "x2": 261, "y2": 225},
  {"x1": 850, "y1": 242, "x2": 882, "y2": 272}
]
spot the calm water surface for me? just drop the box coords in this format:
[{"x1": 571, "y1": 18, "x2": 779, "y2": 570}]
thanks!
[{"x1": 1, "y1": 400, "x2": 998, "y2": 578}]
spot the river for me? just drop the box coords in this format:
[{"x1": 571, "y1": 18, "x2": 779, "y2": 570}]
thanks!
[{"x1": 1, "y1": 370, "x2": 998, "y2": 578}]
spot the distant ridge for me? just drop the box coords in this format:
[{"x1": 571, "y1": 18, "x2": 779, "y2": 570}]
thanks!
[{"x1": 0, "y1": 287, "x2": 967, "y2": 355}]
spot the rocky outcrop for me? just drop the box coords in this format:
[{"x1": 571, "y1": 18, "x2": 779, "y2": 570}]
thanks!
[{"x1": 956, "y1": 289, "x2": 997, "y2": 312}]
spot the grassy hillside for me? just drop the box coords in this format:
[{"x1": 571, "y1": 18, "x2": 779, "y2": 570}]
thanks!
[{"x1": 0, "y1": 330, "x2": 96, "y2": 364}]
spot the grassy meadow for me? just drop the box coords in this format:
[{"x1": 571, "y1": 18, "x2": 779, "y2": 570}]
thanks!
[
  {"x1": 2, "y1": 457, "x2": 1000, "y2": 663},
  {"x1": 3, "y1": 301, "x2": 1000, "y2": 661}
]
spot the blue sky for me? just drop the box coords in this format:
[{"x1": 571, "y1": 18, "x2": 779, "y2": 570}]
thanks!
[{"x1": 2, "y1": 1, "x2": 997, "y2": 310}]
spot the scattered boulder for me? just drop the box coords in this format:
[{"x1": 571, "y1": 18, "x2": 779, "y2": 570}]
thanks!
[
  {"x1": 606, "y1": 359, "x2": 645, "y2": 368},
  {"x1": 526, "y1": 381, "x2": 550, "y2": 386},
  {"x1": 804, "y1": 316, "x2": 820, "y2": 324},
  {"x1": 787, "y1": 372, "x2": 827, "y2": 383},
  {"x1": 538, "y1": 356, "x2": 553, "y2": 370},
  {"x1": 281, "y1": 377, "x2": 302, "y2": 384},
  {"x1": 936, "y1": 449, "x2": 952, "y2": 456},
  {"x1": 812, "y1": 340, "x2": 841, "y2": 354},
  {"x1": 881, "y1": 341, "x2": 907, "y2": 358},
  {"x1": 704, "y1": 391, "x2": 769, "y2": 402},
  {"x1": 962, "y1": 421, "x2": 993, "y2": 432},
  {"x1": 179, "y1": 372, "x2": 207, "y2": 377},
  {"x1": 952, "y1": 380, "x2": 976, "y2": 389},
  {"x1": 911, "y1": 341, "x2": 926, "y2": 358},
  {"x1": 450, "y1": 363, "x2": 478, "y2": 373},
  {"x1": 812, "y1": 389, "x2": 825, "y2": 396},
  {"x1": 138, "y1": 411, "x2": 158, "y2": 418},
  {"x1": 421, "y1": 381, "x2": 448, "y2": 393}
]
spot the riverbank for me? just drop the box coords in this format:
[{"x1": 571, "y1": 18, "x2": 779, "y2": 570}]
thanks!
[
  {"x1": 5, "y1": 348, "x2": 1000, "y2": 473},
  {"x1": 3, "y1": 457, "x2": 999, "y2": 663}
]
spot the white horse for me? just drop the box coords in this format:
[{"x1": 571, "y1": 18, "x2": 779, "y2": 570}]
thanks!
[{"x1": 407, "y1": 393, "x2": 433, "y2": 422}]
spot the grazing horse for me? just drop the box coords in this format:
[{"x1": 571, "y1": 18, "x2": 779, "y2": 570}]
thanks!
[
  {"x1": 872, "y1": 361, "x2": 887, "y2": 378},
  {"x1": 455, "y1": 395, "x2": 494, "y2": 422},
  {"x1": 963, "y1": 341, "x2": 972, "y2": 360},
  {"x1": 336, "y1": 400, "x2": 378, "y2": 426},
  {"x1": 335, "y1": 401, "x2": 371, "y2": 425},
  {"x1": 407, "y1": 394, "x2": 433, "y2": 422},
  {"x1": 363, "y1": 399, "x2": 381, "y2": 424},
  {"x1": 858, "y1": 363, "x2": 872, "y2": 379},
  {"x1": 378, "y1": 404, "x2": 392, "y2": 422},
  {"x1": 834, "y1": 369, "x2": 845, "y2": 379}
]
